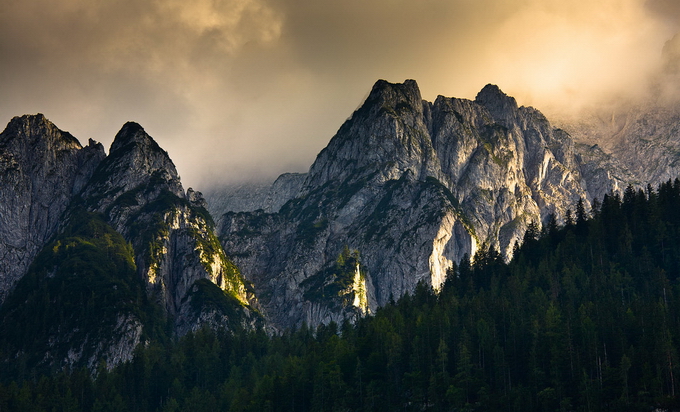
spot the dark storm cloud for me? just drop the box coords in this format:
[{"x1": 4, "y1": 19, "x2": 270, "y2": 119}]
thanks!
[{"x1": 0, "y1": 0, "x2": 675, "y2": 188}]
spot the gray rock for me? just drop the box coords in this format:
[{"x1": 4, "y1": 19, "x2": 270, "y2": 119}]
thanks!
[
  {"x1": 218, "y1": 80, "x2": 592, "y2": 330},
  {"x1": 82, "y1": 122, "x2": 254, "y2": 328},
  {"x1": 0, "y1": 114, "x2": 105, "y2": 304},
  {"x1": 561, "y1": 104, "x2": 680, "y2": 192},
  {"x1": 204, "y1": 172, "x2": 306, "y2": 216},
  {"x1": 0, "y1": 117, "x2": 258, "y2": 372},
  {"x1": 555, "y1": 35, "x2": 680, "y2": 194}
]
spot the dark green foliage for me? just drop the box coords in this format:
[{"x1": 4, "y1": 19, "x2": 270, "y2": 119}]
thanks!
[
  {"x1": 7, "y1": 180, "x2": 680, "y2": 411},
  {"x1": 123, "y1": 187, "x2": 247, "y2": 302},
  {"x1": 0, "y1": 208, "x2": 167, "y2": 379},
  {"x1": 187, "y1": 279, "x2": 254, "y2": 332},
  {"x1": 128, "y1": 189, "x2": 217, "y2": 271}
]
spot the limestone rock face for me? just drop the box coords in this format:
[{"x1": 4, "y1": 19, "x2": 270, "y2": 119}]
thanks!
[
  {"x1": 555, "y1": 34, "x2": 680, "y2": 194},
  {"x1": 266, "y1": 173, "x2": 307, "y2": 212},
  {"x1": 573, "y1": 142, "x2": 636, "y2": 201},
  {"x1": 0, "y1": 114, "x2": 105, "y2": 304},
  {"x1": 217, "y1": 80, "x2": 592, "y2": 330},
  {"x1": 82, "y1": 123, "x2": 254, "y2": 328},
  {"x1": 0, "y1": 117, "x2": 257, "y2": 373}
]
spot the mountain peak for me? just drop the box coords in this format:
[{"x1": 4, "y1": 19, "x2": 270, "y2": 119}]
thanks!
[
  {"x1": 109, "y1": 121, "x2": 165, "y2": 156},
  {"x1": 371, "y1": 78, "x2": 421, "y2": 102},
  {"x1": 1, "y1": 113, "x2": 81, "y2": 149},
  {"x1": 120, "y1": 121, "x2": 145, "y2": 135},
  {"x1": 475, "y1": 84, "x2": 519, "y2": 124},
  {"x1": 7, "y1": 113, "x2": 49, "y2": 129},
  {"x1": 356, "y1": 79, "x2": 424, "y2": 119},
  {"x1": 83, "y1": 121, "x2": 183, "y2": 210},
  {"x1": 371, "y1": 78, "x2": 420, "y2": 94}
]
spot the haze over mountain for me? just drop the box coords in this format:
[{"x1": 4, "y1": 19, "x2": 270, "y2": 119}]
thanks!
[
  {"x1": 2, "y1": 0, "x2": 680, "y2": 189},
  {"x1": 212, "y1": 78, "x2": 631, "y2": 330}
]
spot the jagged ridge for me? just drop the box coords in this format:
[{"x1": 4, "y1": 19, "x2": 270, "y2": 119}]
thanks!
[
  {"x1": 0, "y1": 114, "x2": 105, "y2": 304},
  {"x1": 0, "y1": 115, "x2": 260, "y2": 372},
  {"x1": 217, "y1": 79, "x2": 593, "y2": 330}
]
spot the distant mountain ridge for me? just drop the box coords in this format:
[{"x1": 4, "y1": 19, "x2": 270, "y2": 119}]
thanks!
[
  {"x1": 204, "y1": 172, "x2": 306, "y2": 217},
  {"x1": 561, "y1": 103, "x2": 680, "y2": 191},
  {"x1": 554, "y1": 33, "x2": 680, "y2": 194}
]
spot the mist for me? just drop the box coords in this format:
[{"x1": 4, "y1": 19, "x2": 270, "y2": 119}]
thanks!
[{"x1": 1, "y1": 0, "x2": 678, "y2": 189}]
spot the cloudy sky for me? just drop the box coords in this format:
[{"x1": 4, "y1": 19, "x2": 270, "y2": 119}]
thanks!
[{"x1": 1, "y1": 0, "x2": 679, "y2": 189}]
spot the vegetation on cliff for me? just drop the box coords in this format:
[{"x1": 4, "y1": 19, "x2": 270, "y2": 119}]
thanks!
[{"x1": 4, "y1": 180, "x2": 680, "y2": 411}]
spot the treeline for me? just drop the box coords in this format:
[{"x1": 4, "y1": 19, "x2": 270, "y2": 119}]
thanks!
[{"x1": 4, "y1": 181, "x2": 680, "y2": 411}]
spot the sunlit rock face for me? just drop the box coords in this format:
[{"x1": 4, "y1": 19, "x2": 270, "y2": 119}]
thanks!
[
  {"x1": 0, "y1": 117, "x2": 258, "y2": 373},
  {"x1": 0, "y1": 114, "x2": 105, "y2": 304},
  {"x1": 217, "y1": 79, "x2": 592, "y2": 330},
  {"x1": 81, "y1": 123, "x2": 255, "y2": 330}
]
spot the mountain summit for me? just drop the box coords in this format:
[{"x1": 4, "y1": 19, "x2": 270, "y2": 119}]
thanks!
[
  {"x1": 0, "y1": 116, "x2": 258, "y2": 373},
  {"x1": 474, "y1": 83, "x2": 520, "y2": 125},
  {"x1": 217, "y1": 79, "x2": 594, "y2": 330},
  {"x1": 0, "y1": 114, "x2": 105, "y2": 304}
]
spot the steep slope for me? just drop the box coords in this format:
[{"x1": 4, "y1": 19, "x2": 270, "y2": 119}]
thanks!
[
  {"x1": 81, "y1": 122, "x2": 258, "y2": 335},
  {"x1": 0, "y1": 208, "x2": 147, "y2": 373},
  {"x1": 432, "y1": 84, "x2": 588, "y2": 245},
  {"x1": 0, "y1": 114, "x2": 105, "y2": 304},
  {"x1": 217, "y1": 79, "x2": 591, "y2": 330},
  {"x1": 0, "y1": 118, "x2": 260, "y2": 373},
  {"x1": 562, "y1": 104, "x2": 680, "y2": 191}
]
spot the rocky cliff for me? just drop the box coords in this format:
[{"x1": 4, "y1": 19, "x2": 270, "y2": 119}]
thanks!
[
  {"x1": 5, "y1": 77, "x2": 677, "y2": 369},
  {"x1": 554, "y1": 34, "x2": 680, "y2": 194},
  {"x1": 217, "y1": 79, "x2": 593, "y2": 330},
  {"x1": 0, "y1": 116, "x2": 259, "y2": 373},
  {"x1": 81, "y1": 122, "x2": 258, "y2": 335},
  {"x1": 561, "y1": 104, "x2": 680, "y2": 192},
  {"x1": 0, "y1": 114, "x2": 105, "y2": 305}
]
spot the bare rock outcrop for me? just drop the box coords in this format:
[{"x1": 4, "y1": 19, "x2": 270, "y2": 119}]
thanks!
[
  {"x1": 0, "y1": 114, "x2": 105, "y2": 304},
  {"x1": 217, "y1": 80, "x2": 592, "y2": 330}
]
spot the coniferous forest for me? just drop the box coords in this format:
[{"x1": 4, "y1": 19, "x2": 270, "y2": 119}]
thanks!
[{"x1": 4, "y1": 181, "x2": 680, "y2": 411}]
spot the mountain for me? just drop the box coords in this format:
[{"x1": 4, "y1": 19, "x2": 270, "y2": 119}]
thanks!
[
  {"x1": 216, "y1": 79, "x2": 595, "y2": 330},
  {"x1": 0, "y1": 116, "x2": 258, "y2": 373},
  {"x1": 7, "y1": 171, "x2": 680, "y2": 412},
  {"x1": 79, "y1": 122, "x2": 258, "y2": 335},
  {"x1": 0, "y1": 114, "x2": 105, "y2": 305},
  {"x1": 561, "y1": 103, "x2": 680, "y2": 192},
  {"x1": 3, "y1": 77, "x2": 678, "y2": 371}
]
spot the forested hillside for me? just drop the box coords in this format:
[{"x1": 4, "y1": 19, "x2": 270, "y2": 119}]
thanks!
[{"x1": 3, "y1": 180, "x2": 680, "y2": 411}]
